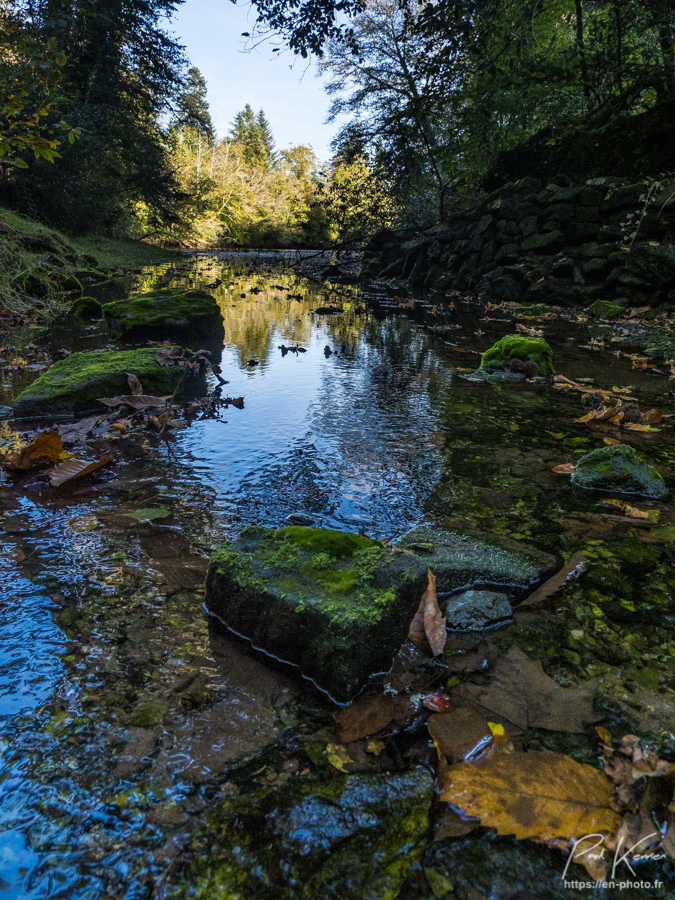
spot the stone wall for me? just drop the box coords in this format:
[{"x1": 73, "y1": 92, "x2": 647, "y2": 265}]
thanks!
[{"x1": 361, "y1": 175, "x2": 675, "y2": 308}]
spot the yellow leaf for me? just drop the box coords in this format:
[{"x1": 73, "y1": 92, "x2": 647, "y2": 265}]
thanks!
[
  {"x1": 326, "y1": 743, "x2": 354, "y2": 773},
  {"x1": 440, "y1": 751, "x2": 621, "y2": 844},
  {"x1": 3, "y1": 430, "x2": 65, "y2": 471},
  {"x1": 488, "y1": 722, "x2": 505, "y2": 736},
  {"x1": 603, "y1": 438, "x2": 621, "y2": 445},
  {"x1": 595, "y1": 726, "x2": 612, "y2": 744}
]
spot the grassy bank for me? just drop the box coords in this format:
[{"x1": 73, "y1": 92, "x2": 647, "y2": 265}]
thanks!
[{"x1": 0, "y1": 207, "x2": 178, "y2": 318}]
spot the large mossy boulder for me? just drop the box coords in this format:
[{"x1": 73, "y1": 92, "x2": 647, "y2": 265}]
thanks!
[
  {"x1": 204, "y1": 526, "x2": 428, "y2": 702},
  {"x1": 102, "y1": 288, "x2": 223, "y2": 340},
  {"x1": 571, "y1": 444, "x2": 667, "y2": 498},
  {"x1": 182, "y1": 770, "x2": 433, "y2": 900},
  {"x1": 479, "y1": 335, "x2": 554, "y2": 377},
  {"x1": 395, "y1": 525, "x2": 557, "y2": 594},
  {"x1": 13, "y1": 348, "x2": 204, "y2": 418}
]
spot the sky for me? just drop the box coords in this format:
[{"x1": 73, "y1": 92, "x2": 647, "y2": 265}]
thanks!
[{"x1": 171, "y1": 0, "x2": 339, "y2": 162}]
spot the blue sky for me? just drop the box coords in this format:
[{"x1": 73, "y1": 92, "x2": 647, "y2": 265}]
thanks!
[{"x1": 171, "y1": 0, "x2": 339, "y2": 161}]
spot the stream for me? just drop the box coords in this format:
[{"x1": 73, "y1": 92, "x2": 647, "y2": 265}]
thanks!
[{"x1": 1, "y1": 252, "x2": 674, "y2": 899}]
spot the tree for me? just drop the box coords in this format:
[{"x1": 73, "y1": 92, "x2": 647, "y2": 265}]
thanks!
[
  {"x1": 229, "y1": 104, "x2": 276, "y2": 170},
  {"x1": 3, "y1": 0, "x2": 186, "y2": 234},
  {"x1": 176, "y1": 66, "x2": 215, "y2": 139}
]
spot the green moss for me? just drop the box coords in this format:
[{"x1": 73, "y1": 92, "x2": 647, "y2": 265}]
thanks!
[
  {"x1": 587, "y1": 299, "x2": 624, "y2": 319},
  {"x1": 480, "y1": 335, "x2": 554, "y2": 377},
  {"x1": 571, "y1": 444, "x2": 668, "y2": 498},
  {"x1": 102, "y1": 288, "x2": 223, "y2": 339},
  {"x1": 205, "y1": 526, "x2": 428, "y2": 701},
  {"x1": 13, "y1": 347, "x2": 203, "y2": 418},
  {"x1": 70, "y1": 295, "x2": 103, "y2": 324}
]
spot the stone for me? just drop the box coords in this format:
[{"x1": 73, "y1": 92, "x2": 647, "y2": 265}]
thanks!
[
  {"x1": 581, "y1": 258, "x2": 609, "y2": 281},
  {"x1": 444, "y1": 590, "x2": 512, "y2": 630},
  {"x1": 12, "y1": 347, "x2": 205, "y2": 418},
  {"x1": 184, "y1": 769, "x2": 433, "y2": 900},
  {"x1": 587, "y1": 299, "x2": 624, "y2": 319},
  {"x1": 519, "y1": 215, "x2": 539, "y2": 237},
  {"x1": 204, "y1": 526, "x2": 428, "y2": 702},
  {"x1": 395, "y1": 526, "x2": 556, "y2": 593},
  {"x1": 522, "y1": 231, "x2": 565, "y2": 253},
  {"x1": 624, "y1": 242, "x2": 675, "y2": 287},
  {"x1": 571, "y1": 444, "x2": 668, "y2": 499},
  {"x1": 70, "y1": 295, "x2": 103, "y2": 324},
  {"x1": 102, "y1": 288, "x2": 224, "y2": 341},
  {"x1": 478, "y1": 334, "x2": 554, "y2": 377}
]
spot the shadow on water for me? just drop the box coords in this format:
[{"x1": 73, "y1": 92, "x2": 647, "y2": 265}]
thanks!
[{"x1": 0, "y1": 252, "x2": 674, "y2": 897}]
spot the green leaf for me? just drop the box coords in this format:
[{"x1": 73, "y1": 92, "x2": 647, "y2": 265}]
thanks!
[
  {"x1": 54, "y1": 51, "x2": 67, "y2": 67},
  {"x1": 123, "y1": 507, "x2": 172, "y2": 523}
]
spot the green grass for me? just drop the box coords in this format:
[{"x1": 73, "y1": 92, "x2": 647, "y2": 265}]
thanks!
[{"x1": 0, "y1": 207, "x2": 178, "y2": 317}]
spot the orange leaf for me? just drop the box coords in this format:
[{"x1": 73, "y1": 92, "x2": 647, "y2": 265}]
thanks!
[
  {"x1": 408, "y1": 569, "x2": 446, "y2": 656},
  {"x1": 3, "y1": 430, "x2": 65, "y2": 471},
  {"x1": 552, "y1": 463, "x2": 575, "y2": 474},
  {"x1": 517, "y1": 552, "x2": 585, "y2": 608}
]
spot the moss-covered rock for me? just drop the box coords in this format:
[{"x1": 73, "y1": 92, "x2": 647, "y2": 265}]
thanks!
[
  {"x1": 571, "y1": 444, "x2": 667, "y2": 498},
  {"x1": 102, "y1": 288, "x2": 224, "y2": 340},
  {"x1": 479, "y1": 335, "x2": 554, "y2": 377},
  {"x1": 13, "y1": 347, "x2": 205, "y2": 418},
  {"x1": 396, "y1": 525, "x2": 557, "y2": 593},
  {"x1": 204, "y1": 526, "x2": 428, "y2": 701},
  {"x1": 587, "y1": 299, "x2": 624, "y2": 319},
  {"x1": 182, "y1": 769, "x2": 433, "y2": 900},
  {"x1": 70, "y1": 295, "x2": 103, "y2": 325}
]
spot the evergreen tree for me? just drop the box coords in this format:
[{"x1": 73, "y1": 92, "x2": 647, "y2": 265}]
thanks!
[
  {"x1": 176, "y1": 67, "x2": 215, "y2": 140},
  {"x1": 229, "y1": 104, "x2": 275, "y2": 170}
]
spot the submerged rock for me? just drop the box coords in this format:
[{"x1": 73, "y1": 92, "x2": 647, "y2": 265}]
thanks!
[
  {"x1": 13, "y1": 347, "x2": 205, "y2": 418},
  {"x1": 571, "y1": 444, "x2": 667, "y2": 498},
  {"x1": 473, "y1": 334, "x2": 554, "y2": 381},
  {"x1": 587, "y1": 299, "x2": 624, "y2": 319},
  {"x1": 444, "y1": 589, "x2": 512, "y2": 630},
  {"x1": 70, "y1": 295, "x2": 103, "y2": 325},
  {"x1": 204, "y1": 526, "x2": 428, "y2": 702},
  {"x1": 396, "y1": 525, "x2": 556, "y2": 593},
  {"x1": 102, "y1": 288, "x2": 224, "y2": 340},
  {"x1": 182, "y1": 769, "x2": 433, "y2": 900}
]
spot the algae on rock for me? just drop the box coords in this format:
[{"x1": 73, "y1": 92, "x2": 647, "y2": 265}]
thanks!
[
  {"x1": 13, "y1": 347, "x2": 205, "y2": 418},
  {"x1": 102, "y1": 288, "x2": 224, "y2": 340},
  {"x1": 571, "y1": 444, "x2": 667, "y2": 498},
  {"x1": 182, "y1": 769, "x2": 433, "y2": 900},
  {"x1": 204, "y1": 526, "x2": 428, "y2": 702}
]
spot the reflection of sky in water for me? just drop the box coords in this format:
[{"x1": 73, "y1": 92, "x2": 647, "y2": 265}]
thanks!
[{"x1": 181, "y1": 311, "x2": 447, "y2": 537}]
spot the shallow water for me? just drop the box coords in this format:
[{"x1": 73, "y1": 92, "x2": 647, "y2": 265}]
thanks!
[{"x1": 1, "y1": 253, "x2": 674, "y2": 898}]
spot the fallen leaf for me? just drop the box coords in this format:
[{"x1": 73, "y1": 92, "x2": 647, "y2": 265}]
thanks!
[
  {"x1": 3, "y1": 430, "x2": 66, "y2": 471},
  {"x1": 326, "y1": 743, "x2": 355, "y2": 773},
  {"x1": 334, "y1": 693, "x2": 416, "y2": 743},
  {"x1": 452, "y1": 645, "x2": 598, "y2": 733},
  {"x1": 127, "y1": 373, "x2": 144, "y2": 395},
  {"x1": 98, "y1": 395, "x2": 168, "y2": 410},
  {"x1": 552, "y1": 463, "x2": 575, "y2": 474},
  {"x1": 439, "y1": 751, "x2": 621, "y2": 856},
  {"x1": 435, "y1": 808, "x2": 478, "y2": 840},
  {"x1": 58, "y1": 414, "x2": 108, "y2": 445},
  {"x1": 123, "y1": 507, "x2": 172, "y2": 523},
  {"x1": 422, "y1": 691, "x2": 454, "y2": 712},
  {"x1": 49, "y1": 454, "x2": 113, "y2": 487},
  {"x1": 408, "y1": 569, "x2": 446, "y2": 657},
  {"x1": 516, "y1": 552, "x2": 586, "y2": 608},
  {"x1": 632, "y1": 359, "x2": 648, "y2": 370},
  {"x1": 603, "y1": 437, "x2": 621, "y2": 445},
  {"x1": 428, "y1": 708, "x2": 493, "y2": 763}
]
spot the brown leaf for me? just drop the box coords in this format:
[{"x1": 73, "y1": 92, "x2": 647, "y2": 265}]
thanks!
[
  {"x1": 428, "y1": 708, "x2": 493, "y2": 763},
  {"x1": 422, "y1": 691, "x2": 454, "y2": 712},
  {"x1": 225, "y1": 396, "x2": 245, "y2": 409},
  {"x1": 127, "y1": 373, "x2": 144, "y2": 395},
  {"x1": 155, "y1": 347, "x2": 182, "y2": 367},
  {"x1": 98, "y1": 394, "x2": 168, "y2": 410},
  {"x1": 552, "y1": 463, "x2": 575, "y2": 474},
  {"x1": 409, "y1": 569, "x2": 446, "y2": 656},
  {"x1": 623, "y1": 422, "x2": 660, "y2": 432},
  {"x1": 49, "y1": 454, "x2": 113, "y2": 488},
  {"x1": 435, "y1": 808, "x2": 478, "y2": 840},
  {"x1": 334, "y1": 693, "x2": 415, "y2": 743},
  {"x1": 58, "y1": 414, "x2": 108, "y2": 445},
  {"x1": 3, "y1": 430, "x2": 66, "y2": 471},
  {"x1": 452, "y1": 645, "x2": 598, "y2": 734},
  {"x1": 516, "y1": 551, "x2": 586, "y2": 608},
  {"x1": 439, "y1": 750, "x2": 621, "y2": 846}
]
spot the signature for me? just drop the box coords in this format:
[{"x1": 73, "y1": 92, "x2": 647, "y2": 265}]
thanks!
[{"x1": 562, "y1": 832, "x2": 667, "y2": 881}]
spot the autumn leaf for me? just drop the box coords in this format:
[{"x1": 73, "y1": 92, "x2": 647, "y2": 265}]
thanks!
[
  {"x1": 516, "y1": 552, "x2": 585, "y2": 608},
  {"x1": 422, "y1": 691, "x2": 454, "y2": 712},
  {"x1": 552, "y1": 462, "x2": 575, "y2": 474},
  {"x1": 127, "y1": 373, "x2": 144, "y2": 395},
  {"x1": 452, "y1": 645, "x2": 598, "y2": 733},
  {"x1": 439, "y1": 751, "x2": 621, "y2": 853},
  {"x1": 326, "y1": 743, "x2": 355, "y2": 773},
  {"x1": 408, "y1": 569, "x2": 446, "y2": 656},
  {"x1": 623, "y1": 422, "x2": 660, "y2": 432},
  {"x1": 58, "y1": 414, "x2": 108, "y2": 445},
  {"x1": 48, "y1": 454, "x2": 113, "y2": 487},
  {"x1": 98, "y1": 394, "x2": 169, "y2": 410},
  {"x1": 3, "y1": 430, "x2": 67, "y2": 471},
  {"x1": 428, "y1": 708, "x2": 493, "y2": 763},
  {"x1": 334, "y1": 693, "x2": 416, "y2": 743}
]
